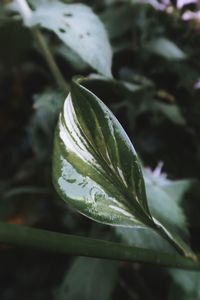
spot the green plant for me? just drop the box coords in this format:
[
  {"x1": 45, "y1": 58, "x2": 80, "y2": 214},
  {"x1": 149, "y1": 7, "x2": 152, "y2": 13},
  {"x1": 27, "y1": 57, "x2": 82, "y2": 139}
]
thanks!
[{"x1": 1, "y1": 0, "x2": 200, "y2": 299}]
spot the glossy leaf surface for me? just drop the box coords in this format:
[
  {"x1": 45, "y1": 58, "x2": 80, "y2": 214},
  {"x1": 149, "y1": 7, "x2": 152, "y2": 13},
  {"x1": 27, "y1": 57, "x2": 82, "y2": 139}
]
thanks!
[{"x1": 53, "y1": 78, "x2": 154, "y2": 229}]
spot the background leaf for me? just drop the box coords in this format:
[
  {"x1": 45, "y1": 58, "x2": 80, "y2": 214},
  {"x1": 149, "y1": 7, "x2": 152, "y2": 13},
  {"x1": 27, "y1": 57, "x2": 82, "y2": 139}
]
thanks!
[
  {"x1": 169, "y1": 269, "x2": 200, "y2": 300},
  {"x1": 116, "y1": 167, "x2": 192, "y2": 252},
  {"x1": 145, "y1": 38, "x2": 187, "y2": 60},
  {"x1": 144, "y1": 167, "x2": 190, "y2": 236},
  {"x1": 28, "y1": 1, "x2": 112, "y2": 77},
  {"x1": 101, "y1": 5, "x2": 134, "y2": 40},
  {"x1": 29, "y1": 90, "x2": 65, "y2": 161},
  {"x1": 116, "y1": 226, "x2": 175, "y2": 252},
  {"x1": 154, "y1": 102, "x2": 186, "y2": 126},
  {"x1": 56, "y1": 257, "x2": 118, "y2": 300}
]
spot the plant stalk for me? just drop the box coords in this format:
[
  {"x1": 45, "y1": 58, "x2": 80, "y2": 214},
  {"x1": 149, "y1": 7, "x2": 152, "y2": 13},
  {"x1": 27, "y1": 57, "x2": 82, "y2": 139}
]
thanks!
[
  {"x1": 32, "y1": 29, "x2": 69, "y2": 92},
  {"x1": 15, "y1": 0, "x2": 69, "y2": 93},
  {"x1": 0, "y1": 222, "x2": 200, "y2": 270}
]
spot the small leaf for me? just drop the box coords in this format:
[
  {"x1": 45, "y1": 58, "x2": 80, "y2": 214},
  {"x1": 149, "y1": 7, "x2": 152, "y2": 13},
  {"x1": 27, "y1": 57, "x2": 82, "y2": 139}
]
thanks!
[
  {"x1": 145, "y1": 38, "x2": 187, "y2": 60},
  {"x1": 29, "y1": 90, "x2": 65, "y2": 160},
  {"x1": 116, "y1": 226, "x2": 175, "y2": 252},
  {"x1": 57, "y1": 257, "x2": 118, "y2": 300},
  {"x1": 116, "y1": 171, "x2": 192, "y2": 253},
  {"x1": 169, "y1": 269, "x2": 200, "y2": 300},
  {"x1": 154, "y1": 102, "x2": 186, "y2": 126},
  {"x1": 162, "y1": 180, "x2": 192, "y2": 205},
  {"x1": 101, "y1": 5, "x2": 134, "y2": 39},
  {"x1": 84, "y1": 74, "x2": 145, "y2": 95},
  {"x1": 53, "y1": 77, "x2": 154, "y2": 229},
  {"x1": 28, "y1": 1, "x2": 112, "y2": 77},
  {"x1": 144, "y1": 166, "x2": 189, "y2": 236}
]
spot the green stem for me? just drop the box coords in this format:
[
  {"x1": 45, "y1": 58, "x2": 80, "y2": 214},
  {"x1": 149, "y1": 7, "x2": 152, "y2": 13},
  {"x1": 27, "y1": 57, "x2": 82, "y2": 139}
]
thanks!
[
  {"x1": 0, "y1": 222, "x2": 200, "y2": 270},
  {"x1": 15, "y1": 0, "x2": 69, "y2": 93},
  {"x1": 32, "y1": 29, "x2": 69, "y2": 92}
]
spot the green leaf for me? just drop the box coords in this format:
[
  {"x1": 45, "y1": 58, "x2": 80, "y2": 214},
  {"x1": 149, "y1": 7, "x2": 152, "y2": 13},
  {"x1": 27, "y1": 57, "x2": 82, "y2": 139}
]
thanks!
[
  {"x1": 154, "y1": 102, "x2": 186, "y2": 126},
  {"x1": 56, "y1": 44, "x2": 88, "y2": 72},
  {"x1": 169, "y1": 269, "x2": 200, "y2": 300},
  {"x1": 29, "y1": 90, "x2": 65, "y2": 161},
  {"x1": 116, "y1": 168, "x2": 192, "y2": 253},
  {"x1": 53, "y1": 78, "x2": 195, "y2": 260},
  {"x1": 161, "y1": 180, "x2": 192, "y2": 205},
  {"x1": 101, "y1": 5, "x2": 134, "y2": 39},
  {"x1": 144, "y1": 167, "x2": 190, "y2": 236},
  {"x1": 56, "y1": 257, "x2": 118, "y2": 300},
  {"x1": 143, "y1": 166, "x2": 195, "y2": 258},
  {"x1": 84, "y1": 74, "x2": 145, "y2": 96},
  {"x1": 53, "y1": 77, "x2": 154, "y2": 228},
  {"x1": 145, "y1": 38, "x2": 187, "y2": 60},
  {"x1": 28, "y1": 1, "x2": 112, "y2": 77},
  {"x1": 116, "y1": 226, "x2": 175, "y2": 253}
]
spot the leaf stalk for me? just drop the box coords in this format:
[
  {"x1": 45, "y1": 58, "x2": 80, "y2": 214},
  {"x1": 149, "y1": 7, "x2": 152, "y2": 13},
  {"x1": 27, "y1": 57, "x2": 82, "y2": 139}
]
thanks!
[{"x1": 15, "y1": 0, "x2": 69, "y2": 92}]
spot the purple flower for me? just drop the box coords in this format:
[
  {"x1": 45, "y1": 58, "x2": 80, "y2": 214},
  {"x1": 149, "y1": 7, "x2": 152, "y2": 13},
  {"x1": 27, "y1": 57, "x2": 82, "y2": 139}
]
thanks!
[
  {"x1": 140, "y1": 0, "x2": 170, "y2": 10},
  {"x1": 144, "y1": 162, "x2": 170, "y2": 187},
  {"x1": 177, "y1": 0, "x2": 197, "y2": 9},
  {"x1": 194, "y1": 79, "x2": 200, "y2": 89}
]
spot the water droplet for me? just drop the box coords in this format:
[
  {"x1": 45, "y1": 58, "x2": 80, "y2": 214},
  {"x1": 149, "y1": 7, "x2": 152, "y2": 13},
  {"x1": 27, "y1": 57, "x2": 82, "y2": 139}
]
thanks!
[{"x1": 89, "y1": 186, "x2": 103, "y2": 204}]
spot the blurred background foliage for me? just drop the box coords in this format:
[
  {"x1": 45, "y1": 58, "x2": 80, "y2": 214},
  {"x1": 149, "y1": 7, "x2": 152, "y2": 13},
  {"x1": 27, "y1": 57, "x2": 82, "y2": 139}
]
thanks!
[{"x1": 1, "y1": 0, "x2": 200, "y2": 299}]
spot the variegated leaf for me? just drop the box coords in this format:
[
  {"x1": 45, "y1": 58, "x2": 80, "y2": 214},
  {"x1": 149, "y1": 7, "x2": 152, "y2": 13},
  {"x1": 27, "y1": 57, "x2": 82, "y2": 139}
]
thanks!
[
  {"x1": 53, "y1": 78, "x2": 196, "y2": 260},
  {"x1": 53, "y1": 78, "x2": 154, "y2": 228}
]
